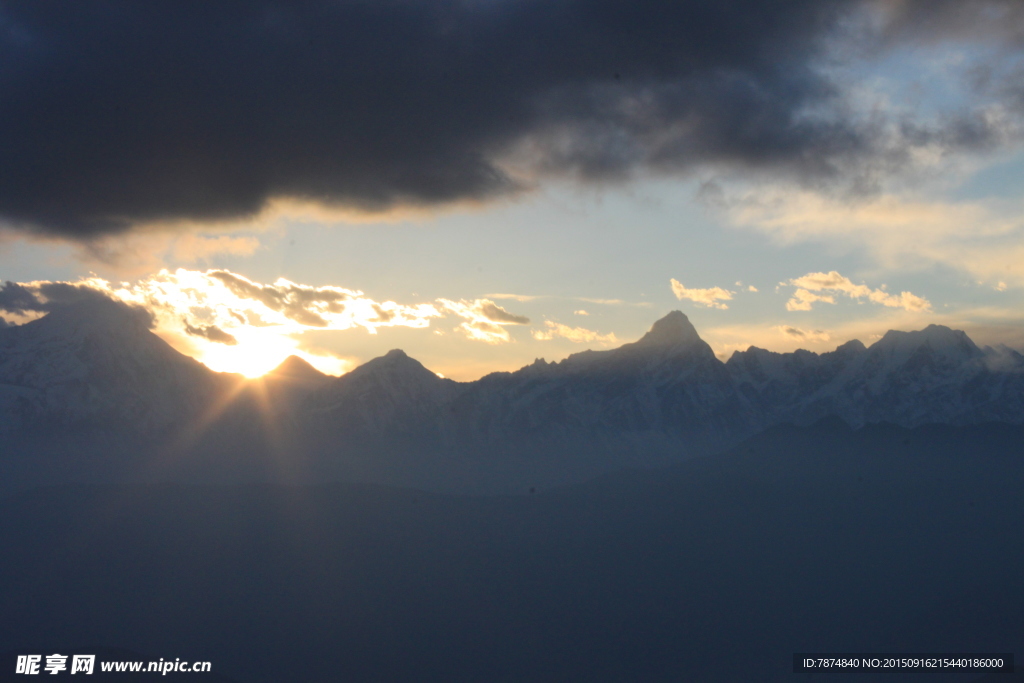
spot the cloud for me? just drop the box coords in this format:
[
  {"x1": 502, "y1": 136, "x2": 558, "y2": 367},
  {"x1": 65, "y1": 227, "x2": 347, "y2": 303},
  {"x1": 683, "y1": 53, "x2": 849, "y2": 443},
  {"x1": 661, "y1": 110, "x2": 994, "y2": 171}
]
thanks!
[
  {"x1": 0, "y1": 281, "x2": 44, "y2": 314},
  {"x1": 184, "y1": 321, "x2": 238, "y2": 346},
  {"x1": 670, "y1": 279, "x2": 735, "y2": 309},
  {"x1": 1, "y1": 2, "x2": 1022, "y2": 237},
  {"x1": 1, "y1": 271, "x2": 533, "y2": 373},
  {"x1": 5, "y1": 271, "x2": 537, "y2": 352},
  {"x1": 574, "y1": 310, "x2": 589, "y2": 316},
  {"x1": 786, "y1": 270, "x2": 931, "y2": 311},
  {"x1": 438, "y1": 298, "x2": 530, "y2": 343},
  {"x1": 531, "y1": 321, "x2": 619, "y2": 345},
  {"x1": 870, "y1": 0, "x2": 1024, "y2": 45},
  {"x1": 0, "y1": 279, "x2": 152, "y2": 322},
  {"x1": 786, "y1": 289, "x2": 837, "y2": 311},
  {"x1": 479, "y1": 301, "x2": 530, "y2": 325},
  {"x1": 3, "y1": 270, "x2": 443, "y2": 340},
  {"x1": 776, "y1": 325, "x2": 832, "y2": 343},
  {"x1": 192, "y1": 270, "x2": 443, "y2": 332}
]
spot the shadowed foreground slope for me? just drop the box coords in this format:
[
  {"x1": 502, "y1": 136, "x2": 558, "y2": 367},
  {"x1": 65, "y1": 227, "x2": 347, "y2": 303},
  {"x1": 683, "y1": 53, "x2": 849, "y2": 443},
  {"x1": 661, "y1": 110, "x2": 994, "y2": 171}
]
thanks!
[{"x1": 1, "y1": 421, "x2": 1022, "y2": 682}]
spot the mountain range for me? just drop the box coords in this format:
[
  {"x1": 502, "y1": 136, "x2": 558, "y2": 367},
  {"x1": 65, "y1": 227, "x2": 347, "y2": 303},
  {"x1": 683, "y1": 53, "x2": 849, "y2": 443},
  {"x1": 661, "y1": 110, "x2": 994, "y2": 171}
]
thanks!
[{"x1": 2, "y1": 299, "x2": 1023, "y2": 493}]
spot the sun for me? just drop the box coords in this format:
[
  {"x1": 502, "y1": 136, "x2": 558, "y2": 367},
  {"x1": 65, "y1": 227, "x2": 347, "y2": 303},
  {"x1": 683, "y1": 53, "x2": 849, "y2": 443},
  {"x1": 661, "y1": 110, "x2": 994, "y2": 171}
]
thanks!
[
  {"x1": 98, "y1": 268, "x2": 372, "y2": 379},
  {"x1": 197, "y1": 328, "x2": 299, "y2": 378},
  {"x1": 157, "y1": 324, "x2": 351, "y2": 378}
]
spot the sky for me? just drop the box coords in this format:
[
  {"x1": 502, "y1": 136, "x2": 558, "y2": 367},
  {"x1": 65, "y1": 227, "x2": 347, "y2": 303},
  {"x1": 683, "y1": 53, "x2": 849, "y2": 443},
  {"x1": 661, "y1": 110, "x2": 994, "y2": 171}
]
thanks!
[{"x1": 2, "y1": 0, "x2": 1024, "y2": 380}]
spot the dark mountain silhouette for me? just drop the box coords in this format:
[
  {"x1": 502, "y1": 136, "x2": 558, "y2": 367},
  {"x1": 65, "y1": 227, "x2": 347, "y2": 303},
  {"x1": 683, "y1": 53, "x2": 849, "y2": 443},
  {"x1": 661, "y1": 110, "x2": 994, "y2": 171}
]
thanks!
[{"x1": 1, "y1": 305, "x2": 1023, "y2": 493}]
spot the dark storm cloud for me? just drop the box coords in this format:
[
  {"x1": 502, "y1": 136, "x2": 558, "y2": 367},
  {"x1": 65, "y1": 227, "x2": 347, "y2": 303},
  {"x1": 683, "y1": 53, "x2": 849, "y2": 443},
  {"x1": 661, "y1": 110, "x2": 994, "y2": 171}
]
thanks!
[
  {"x1": 0, "y1": 0, "x2": 1021, "y2": 238},
  {"x1": 872, "y1": 0, "x2": 1024, "y2": 44}
]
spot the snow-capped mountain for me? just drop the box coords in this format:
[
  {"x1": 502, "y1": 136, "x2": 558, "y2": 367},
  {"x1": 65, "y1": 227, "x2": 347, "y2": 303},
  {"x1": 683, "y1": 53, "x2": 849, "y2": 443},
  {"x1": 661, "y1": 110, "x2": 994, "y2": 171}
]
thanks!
[
  {"x1": 727, "y1": 324, "x2": 1024, "y2": 427},
  {"x1": 0, "y1": 297, "x2": 234, "y2": 435},
  {"x1": 446, "y1": 311, "x2": 757, "y2": 448},
  {"x1": 3, "y1": 303, "x2": 1023, "y2": 491},
  {"x1": 308, "y1": 349, "x2": 460, "y2": 434}
]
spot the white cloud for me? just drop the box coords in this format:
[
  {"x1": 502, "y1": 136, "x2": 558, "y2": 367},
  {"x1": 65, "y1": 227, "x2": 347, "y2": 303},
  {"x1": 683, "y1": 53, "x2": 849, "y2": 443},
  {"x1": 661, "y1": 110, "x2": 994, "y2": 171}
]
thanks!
[
  {"x1": 747, "y1": 285, "x2": 758, "y2": 292},
  {"x1": 786, "y1": 289, "x2": 836, "y2": 311},
  {"x1": 573, "y1": 309, "x2": 589, "y2": 316},
  {"x1": 670, "y1": 279, "x2": 735, "y2": 309},
  {"x1": 5, "y1": 270, "x2": 538, "y2": 374},
  {"x1": 786, "y1": 271, "x2": 930, "y2": 312},
  {"x1": 2, "y1": 270, "x2": 450, "y2": 376},
  {"x1": 531, "y1": 321, "x2": 619, "y2": 345},
  {"x1": 437, "y1": 298, "x2": 530, "y2": 343}
]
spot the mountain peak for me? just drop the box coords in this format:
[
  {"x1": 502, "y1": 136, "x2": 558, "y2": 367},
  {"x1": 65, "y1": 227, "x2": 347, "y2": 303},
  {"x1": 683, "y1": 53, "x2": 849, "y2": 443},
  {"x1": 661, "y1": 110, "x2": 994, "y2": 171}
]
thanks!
[
  {"x1": 266, "y1": 355, "x2": 328, "y2": 383},
  {"x1": 356, "y1": 348, "x2": 435, "y2": 377},
  {"x1": 873, "y1": 325, "x2": 981, "y2": 358},
  {"x1": 634, "y1": 311, "x2": 701, "y2": 348},
  {"x1": 33, "y1": 295, "x2": 154, "y2": 336},
  {"x1": 836, "y1": 339, "x2": 866, "y2": 353}
]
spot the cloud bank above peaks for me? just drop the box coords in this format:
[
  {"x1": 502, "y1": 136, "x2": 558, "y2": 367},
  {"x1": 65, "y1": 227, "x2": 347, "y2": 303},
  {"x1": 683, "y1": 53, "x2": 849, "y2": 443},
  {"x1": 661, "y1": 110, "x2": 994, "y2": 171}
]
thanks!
[
  {"x1": 0, "y1": 270, "x2": 537, "y2": 374},
  {"x1": 1, "y1": 1, "x2": 1022, "y2": 238}
]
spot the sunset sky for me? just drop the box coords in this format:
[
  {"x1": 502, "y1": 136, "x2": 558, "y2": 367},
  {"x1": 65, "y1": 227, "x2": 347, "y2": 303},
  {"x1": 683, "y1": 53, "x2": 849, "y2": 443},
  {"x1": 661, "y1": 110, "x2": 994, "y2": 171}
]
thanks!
[{"x1": 2, "y1": 1, "x2": 1024, "y2": 379}]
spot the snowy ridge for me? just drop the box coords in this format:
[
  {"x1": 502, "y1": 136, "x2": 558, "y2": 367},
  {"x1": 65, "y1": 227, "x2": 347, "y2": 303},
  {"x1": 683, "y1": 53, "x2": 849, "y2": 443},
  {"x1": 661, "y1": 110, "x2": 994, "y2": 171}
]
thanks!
[
  {"x1": 3, "y1": 304, "x2": 1024, "y2": 458},
  {"x1": 0, "y1": 298, "x2": 235, "y2": 434},
  {"x1": 726, "y1": 324, "x2": 1024, "y2": 427}
]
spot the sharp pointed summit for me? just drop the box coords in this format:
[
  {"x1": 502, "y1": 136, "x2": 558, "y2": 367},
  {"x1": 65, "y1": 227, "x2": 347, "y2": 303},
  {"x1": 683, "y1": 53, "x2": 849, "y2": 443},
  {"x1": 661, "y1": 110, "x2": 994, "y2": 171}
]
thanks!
[{"x1": 633, "y1": 311, "x2": 702, "y2": 348}]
